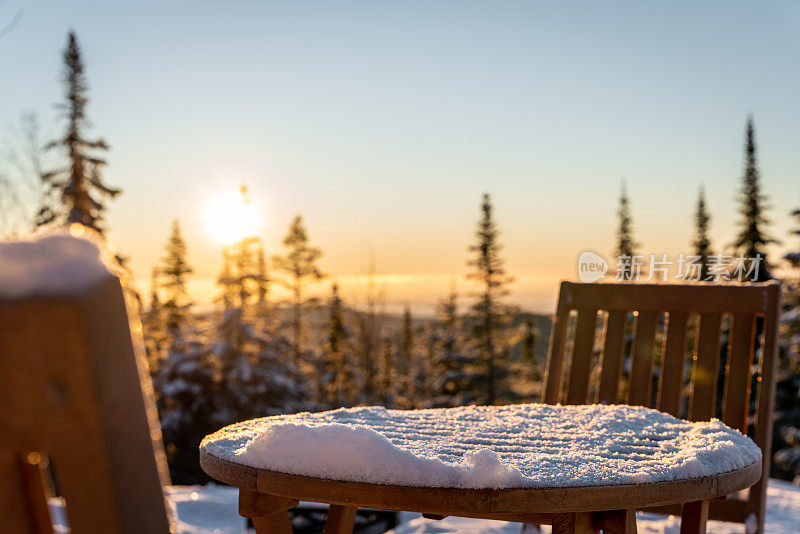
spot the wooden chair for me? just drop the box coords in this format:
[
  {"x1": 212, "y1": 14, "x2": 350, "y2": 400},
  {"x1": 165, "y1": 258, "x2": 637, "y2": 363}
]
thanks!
[
  {"x1": 543, "y1": 281, "x2": 780, "y2": 534},
  {"x1": 0, "y1": 275, "x2": 173, "y2": 533}
]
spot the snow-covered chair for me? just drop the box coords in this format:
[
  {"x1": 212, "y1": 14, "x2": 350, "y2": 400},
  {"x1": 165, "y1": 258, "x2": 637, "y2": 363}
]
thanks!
[
  {"x1": 543, "y1": 281, "x2": 781, "y2": 534},
  {"x1": 0, "y1": 234, "x2": 172, "y2": 533}
]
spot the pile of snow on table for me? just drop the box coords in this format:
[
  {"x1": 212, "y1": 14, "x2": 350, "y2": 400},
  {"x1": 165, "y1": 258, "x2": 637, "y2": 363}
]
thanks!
[{"x1": 201, "y1": 403, "x2": 761, "y2": 489}]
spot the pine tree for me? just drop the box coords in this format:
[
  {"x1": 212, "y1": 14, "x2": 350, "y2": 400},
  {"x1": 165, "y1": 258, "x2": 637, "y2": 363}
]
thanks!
[
  {"x1": 466, "y1": 193, "x2": 516, "y2": 405},
  {"x1": 615, "y1": 181, "x2": 640, "y2": 280},
  {"x1": 394, "y1": 306, "x2": 428, "y2": 408},
  {"x1": 273, "y1": 215, "x2": 326, "y2": 364},
  {"x1": 773, "y1": 201, "x2": 800, "y2": 480},
  {"x1": 520, "y1": 315, "x2": 538, "y2": 364},
  {"x1": 693, "y1": 187, "x2": 713, "y2": 281},
  {"x1": 353, "y1": 257, "x2": 384, "y2": 404},
  {"x1": 38, "y1": 31, "x2": 120, "y2": 233},
  {"x1": 732, "y1": 116, "x2": 777, "y2": 281},
  {"x1": 255, "y1": 246, "x2": 270, "y2": 314},
  {"x1": 213, "y1": 252, "x2": 309, "y2": 426},
  {"x1": 142, "y1": 267, "x2": 165, "y2": 374},
  {"x1": 155, "y1": 336, "x2": 216, "y2": 484},
  {"x1": 159, "y1": 220, "x2": 193, "y2": 335},
  {"x1": 430, "y1": 288, "x2": 482, "y2": 407},
  {"x1": 321, "y1": 283, "x2": 357, "y2": 407}
]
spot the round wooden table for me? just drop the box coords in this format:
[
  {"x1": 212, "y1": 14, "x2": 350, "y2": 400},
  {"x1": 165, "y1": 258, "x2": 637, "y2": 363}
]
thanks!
[{"x1": 199, "y1": 405, "x2": 762, "y2": 534}]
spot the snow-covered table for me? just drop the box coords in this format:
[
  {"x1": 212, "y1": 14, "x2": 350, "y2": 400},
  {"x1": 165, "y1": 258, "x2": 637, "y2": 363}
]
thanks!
[{"x1": 200, "y1": 404, "x2": 762, "y2": 534}]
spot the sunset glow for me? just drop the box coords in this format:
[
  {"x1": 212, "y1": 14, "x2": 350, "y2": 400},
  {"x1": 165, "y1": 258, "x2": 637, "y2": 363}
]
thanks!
[{"x1": 202, "y1": 186, "x2": 260, "y2": 245}]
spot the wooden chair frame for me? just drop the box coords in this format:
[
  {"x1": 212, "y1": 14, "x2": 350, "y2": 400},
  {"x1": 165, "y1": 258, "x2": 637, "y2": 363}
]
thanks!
[
  {"x1": 542, "y1": 281, "x2": 781, "y2": 534},
  {"x1": 0, "y1": 277, "x2": 173, "y2": 534}
]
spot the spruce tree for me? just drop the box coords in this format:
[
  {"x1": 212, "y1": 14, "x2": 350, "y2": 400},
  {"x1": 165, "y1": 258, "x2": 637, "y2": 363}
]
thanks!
[
  {"x1": 615, "y1": 181, "x2": 640, "y2": 280},
  {"x1": 466, "y1": 193, "x2": 516, "y2": 404},
  {"x1": 322, "y1": 283, "x2": 356, "y2": 407},
  {"x1": 693, "y1": 187, "x2": 713, "y2": 281},
  {"x1": 273, "y1": 215, "x2": 326, "y2": 364},
  {"x1": 155, "y1": 337, "x2": 216, "y2": 484},
  {"x1": 213, "y1": 250, "x2": 309, "y2": 426},
  {"x1": 520, "y1": 315, "x2": 538, "y2": 364},
  {"x1": 255, "y1": 246, "x2": 270, "y2": 314},
  {"x1": 732, "y1": 116, "x2": 777, "y2": 281},
  {"x1": 430, "y1": 288, "x2": 482, "y2": 407},
  {"x1": 773, "y1": 201, "x2": 800, "y2": 480},
  {"x1": 395, "y1": 306, "x2": 428, "y2": 408},
  {"x1": 159, "y1": 220, "x2": 193, "y2": 335},
  {"x1": 142, "y1": 267, "x2": 165, "y2": 374},
  {"x1": 39, "y1": 31, "x2": 120, "y2": 233}
]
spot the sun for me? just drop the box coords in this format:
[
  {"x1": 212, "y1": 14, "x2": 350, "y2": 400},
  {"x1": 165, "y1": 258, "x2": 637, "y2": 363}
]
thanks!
[{"x1": 203, "y1": 185, "x2": 260, "y2": 245}]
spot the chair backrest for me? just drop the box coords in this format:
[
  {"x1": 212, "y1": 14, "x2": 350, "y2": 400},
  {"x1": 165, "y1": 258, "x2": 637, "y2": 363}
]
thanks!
[
  {"x1": 542, "y1": 281, "x2": 780, "y2": 533},
  {"x1": 0, "y1": 276, "x2": 173, "y2": 534}
]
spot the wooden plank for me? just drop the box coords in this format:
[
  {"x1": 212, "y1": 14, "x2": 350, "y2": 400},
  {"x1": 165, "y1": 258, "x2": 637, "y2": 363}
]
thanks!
[
  {"x1": 628, "y1": 311, "x2": 658, "y2": 407},
  {"x1": 642, "y1": 498, "x2": 751, "y2": 524},
  {"x1": 689, "y1": 313, "x2": 722, "y2": 421},
  {"x1": 0, "y1": 449, "x2": 39, "y2": 534},
  {"x1": 749, "y1": 284, "x2": 781, "y2": 534},
  {"x1": 597, "y1": 310, "x2": 627, "y2": 404},
  {"x1": 17, "y1": 453, "x2": 54, "y2": 534},
  {"x1": 543, "y1": 283, "x2": 572, "y2": 404},
  {"x1": 324, "y1": 505, "x2": 357, "y2": 534},
  {"x1": 551, "y1": 512, "x2": 596, "y2": 534},
  {"x1": 253, "y1": 513, "x2": 293, "y2": 534},
  {"x1": 679, "y1": 501, "x2": 709, "y2": 534},
  {"x1": 658, "y1": 312, "x2": 689, "y2": 416},
  {"x1": 562, "y1": 282, "x2": 768, "y2": 314},
  {"x1": 722, "y1": 313, "x2": 755, "y2": 433},
  {"x1": 0, "y1": 278, "x2": 172, "y2": 534},
  {"x1": 566, "y1": 308, "x2": 599, "y2": 405},
  {"x1": 595, "y1": 509, "x2": 637, "y2": 533},
  {"x1": 239, "y1": 489, "x2": 298, "y2": 518},
  {"x1": 199, "y1": 451, "x2": 761, "y2": 516}
]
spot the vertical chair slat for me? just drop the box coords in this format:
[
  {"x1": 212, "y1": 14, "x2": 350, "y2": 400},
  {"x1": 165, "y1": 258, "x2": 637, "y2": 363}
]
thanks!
[
  {"x1": 565, "y1": 308, "x2": 598, "y2": 405},
  {"x1": 628, "y1": 311, "x2": 658, "y2": 406},
  {"x1": 723, "y1": 313, "x2": 755, "y2": 432},
  {"x1": 689, "y1": 312, "x2": 723, "y2": 421},
  {"x1": 597, "y1": 310, "x2": 627, "y2": 404},
  {"x1": 543, "y1": 285, "x2": 572, "y2": 404},
  {"x1": 658, "y1": 311, "x2": 689, "y2": 417},
  {"x1": 750, "y1": 285, "x2": 781, "y2": 534},
  {"x1": 542, "y1": 281, "x2": 780, "y2": 534}
]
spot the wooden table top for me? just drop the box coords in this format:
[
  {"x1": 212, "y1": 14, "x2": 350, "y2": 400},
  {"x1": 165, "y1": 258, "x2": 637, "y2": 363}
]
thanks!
[{"x1": 200, "y1": 404, "x2": 761, "y2": 515}]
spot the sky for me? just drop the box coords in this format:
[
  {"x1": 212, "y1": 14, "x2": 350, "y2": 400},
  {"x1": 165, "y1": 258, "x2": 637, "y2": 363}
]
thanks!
[{"x1": 1, "y1": 1, "x2": 800, "y2": 314}]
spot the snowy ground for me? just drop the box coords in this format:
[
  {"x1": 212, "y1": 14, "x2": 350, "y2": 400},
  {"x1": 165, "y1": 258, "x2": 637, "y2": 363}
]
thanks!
[{"x1": 49, "y1": 478, "x2": 800, "y2": 532}]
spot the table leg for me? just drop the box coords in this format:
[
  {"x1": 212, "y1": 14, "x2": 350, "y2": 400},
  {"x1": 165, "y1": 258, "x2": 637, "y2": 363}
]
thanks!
[
  {"x1": 679, "y1": 501, "x2": 709, "y2": 534},
  {"x1": 551, "y1": 512, "x2": 597, "y2": 534},
  {"x1": 238, "y1": 488, "x2": 298, "y2": 534},
  {"x1": 253, "y1": 513, "x2": 293, "y2": 534},
  {"x1": 323, "y1": 504, "x2": 357, "y2": 534},
  {"x1": 594, "y1": 509, "x2": 637, "y2": 533}
]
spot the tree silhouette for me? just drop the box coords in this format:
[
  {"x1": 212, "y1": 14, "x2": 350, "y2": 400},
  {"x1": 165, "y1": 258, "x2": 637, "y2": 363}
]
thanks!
[
  {"x1": 466, "y1": 193, "x2": 515, "y2": 404},
  {"x1": 615, "y1": 181, "x2": 640, "y2": 280},
  {"x1": 159, "y1": 220, "x2": 193, "y2": 335},
  {"x1": 693, "y1": 187, "x2": 713, "y2": 281},
  {"x1": 39, "y1": 31, "x2": 119, "y2": 233},
  {"x1": 322, "y1": 283, "x2": 356, "y2": 407},
  {"x1": 273, "y1": 215, "x2": 326, "y2": 364},
  {"x1": 732, "y1": 116, "x2": 777, "y2": 281}
]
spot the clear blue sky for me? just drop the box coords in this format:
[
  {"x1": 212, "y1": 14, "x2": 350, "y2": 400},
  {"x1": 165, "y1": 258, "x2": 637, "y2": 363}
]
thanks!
[{"x1": 1, "y1": 1, "x2": 800, "y2": 312}]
